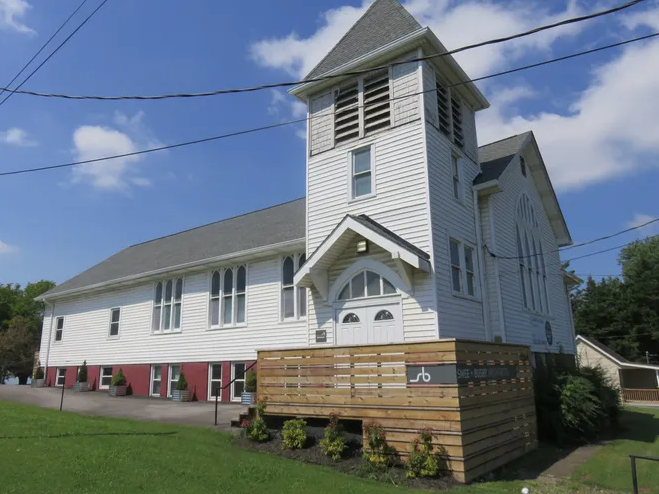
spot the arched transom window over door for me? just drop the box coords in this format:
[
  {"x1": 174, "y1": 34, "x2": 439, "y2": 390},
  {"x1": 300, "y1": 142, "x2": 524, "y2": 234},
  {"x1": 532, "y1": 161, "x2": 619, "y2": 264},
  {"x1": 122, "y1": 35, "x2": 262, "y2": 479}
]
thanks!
[
  {"x1": 516, "y1": 194, "x2": 549, "y2": 314},
  {"x1": 337, "y1": 270, "x2": 396, "y2": 301}
]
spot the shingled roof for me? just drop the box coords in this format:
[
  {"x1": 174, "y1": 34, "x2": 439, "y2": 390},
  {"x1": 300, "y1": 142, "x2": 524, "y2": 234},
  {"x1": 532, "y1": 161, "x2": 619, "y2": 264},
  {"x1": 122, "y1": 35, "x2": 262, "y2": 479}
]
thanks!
[
  {"x1": 42, "y1": 198, "x2": 306, "y2": 298},
  {"x1": 304, "y1": 0, "x2": 422, "y2": 80},
  {"x1": 473, "y1": 132, "x2": 531, "y2": 185}
]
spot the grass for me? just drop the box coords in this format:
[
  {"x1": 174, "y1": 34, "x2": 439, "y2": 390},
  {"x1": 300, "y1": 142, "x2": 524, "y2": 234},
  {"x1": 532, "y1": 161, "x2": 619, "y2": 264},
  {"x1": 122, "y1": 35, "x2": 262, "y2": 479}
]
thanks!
[{"x1": 0, "y1": 400, "x2": 657, "y2": 494}]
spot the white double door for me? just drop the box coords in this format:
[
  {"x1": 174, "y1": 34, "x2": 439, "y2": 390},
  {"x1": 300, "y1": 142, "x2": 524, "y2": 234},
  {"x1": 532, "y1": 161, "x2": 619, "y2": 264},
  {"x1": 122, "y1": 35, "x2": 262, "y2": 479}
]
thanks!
[{"x1": 335, "y1": 302, "x2": 403, "y2": 346}]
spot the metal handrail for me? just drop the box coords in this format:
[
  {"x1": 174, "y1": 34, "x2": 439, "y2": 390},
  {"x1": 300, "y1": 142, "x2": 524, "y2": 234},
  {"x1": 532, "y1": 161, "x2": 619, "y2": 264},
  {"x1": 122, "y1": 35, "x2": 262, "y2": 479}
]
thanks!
[
  {"x1": 630, "y1": 454, "x2": 659, "y2": 494},
  {"x1": 214, "y1": 361, "x2": 257, "y2": 426}
]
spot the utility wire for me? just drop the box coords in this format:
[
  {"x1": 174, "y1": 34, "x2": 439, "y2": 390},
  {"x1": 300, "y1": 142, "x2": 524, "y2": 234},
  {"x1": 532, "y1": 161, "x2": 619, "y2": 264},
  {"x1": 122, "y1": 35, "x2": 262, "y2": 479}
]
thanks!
[
  {"x1": 0, "y1": 0, "x2": 110, "y2": 109},
  {"x1": 0, "y1": 0, "x2": 90, "y2": 101},
  {"x1": 561, "y1": 216, "x2": 659, "y2": 251},
  {"x1": 1, "y1": 30, "x2": 658, "y2": 178},
  {"x1": 562, "y1": 235, "x2": 658, "y2": 263},
  {"x1": 0, "y1": 0, "x2": 647, "y2": 102}
]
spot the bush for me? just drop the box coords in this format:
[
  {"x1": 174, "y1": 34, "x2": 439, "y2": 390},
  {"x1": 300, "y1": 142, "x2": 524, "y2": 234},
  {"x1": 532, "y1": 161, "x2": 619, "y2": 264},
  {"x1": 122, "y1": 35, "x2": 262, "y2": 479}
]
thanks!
[
  {"x1": 407, "y1": 429, "x2": 440, "y2": 479},
  {"x1": 243, "y1": 401, "x2": 269, "y2": 442},
  {"x1": 111, "y1": 368, "x2": 127, "y2": 387},
  {"x1": 320, "y1": 413, "x2": 346, "y2": 460},
  {"x1": 535, "y1": 364, "x2": 622, "y2": 444},
  {"x1": 282, "y1": 419, "x2": 307, "y2": 450},
  {"x1": 78, "y1": 361, "x2": 88, "y2": 383},
  {"x1": 175, "y1": 371, "x2": 188, "y2": 391},
  {"x1": 363, "y1": 421, "x2": 394, "y2": 469},
  {"x1": 33, "y1": 366, "x2": 44, "y2": 380},
  {"x1": 244, "y1": 370, "x2": 257, "y2": 393}
]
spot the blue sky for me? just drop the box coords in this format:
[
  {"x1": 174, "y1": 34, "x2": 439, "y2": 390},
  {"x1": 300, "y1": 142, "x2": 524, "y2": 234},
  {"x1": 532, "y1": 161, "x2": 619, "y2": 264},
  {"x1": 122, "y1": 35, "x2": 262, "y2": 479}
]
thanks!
[{"x1": 0, "y1": 0, "x2": 658, "y2": 288}]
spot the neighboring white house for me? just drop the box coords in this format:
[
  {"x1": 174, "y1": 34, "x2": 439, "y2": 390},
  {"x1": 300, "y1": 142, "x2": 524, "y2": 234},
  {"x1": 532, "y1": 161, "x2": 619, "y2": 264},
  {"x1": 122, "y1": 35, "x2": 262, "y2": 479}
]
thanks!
[{"x1": 37, "y1": 0, "x2": 577, "y2": 402}]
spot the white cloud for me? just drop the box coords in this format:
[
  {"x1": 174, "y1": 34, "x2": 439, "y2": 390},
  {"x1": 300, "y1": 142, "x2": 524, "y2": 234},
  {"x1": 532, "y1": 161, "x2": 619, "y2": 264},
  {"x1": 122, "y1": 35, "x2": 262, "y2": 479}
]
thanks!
[
  {"x1": 0, "y1": 127, "x2": 38, "y2": 147},
  {"x1": 249, "y1": 0, "x2": 586, "y2": 79},
  {"x1": 626, "y1": 213, "x2": 659, "y2": 236},
  {"x1": 0, "y1": 239, "x2": 17, "y2": 254},
  {"x1": 71, "y1": 125, "x2": 147, "y2": 191},
  {"x1": 0, "y1": 0, "x2": 35, "y2": 34}
]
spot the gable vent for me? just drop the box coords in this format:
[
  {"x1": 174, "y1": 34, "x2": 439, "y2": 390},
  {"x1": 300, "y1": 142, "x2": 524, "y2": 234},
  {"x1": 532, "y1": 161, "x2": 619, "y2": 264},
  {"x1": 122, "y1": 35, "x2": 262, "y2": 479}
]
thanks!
[
  {"x1": 436, "y1": 79, "x2": 450, "y2": 137},
  {"x1": 334, "y1": 81, "x2": 360, "y2": 144},
  {"x1": 363, "y1": 70, "x2": 391, "y2": 136},
  {"x1": 451, "y1": 96, "x2": 464, "y2": 148}
]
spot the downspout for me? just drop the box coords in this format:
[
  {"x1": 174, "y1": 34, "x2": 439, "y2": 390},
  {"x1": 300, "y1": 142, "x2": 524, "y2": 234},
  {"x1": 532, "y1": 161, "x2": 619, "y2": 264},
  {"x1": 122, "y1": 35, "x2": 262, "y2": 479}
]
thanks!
[
  {"x1": 487, "y1": 196, "x2": 507, "y2": 343},
  {"x1": 43, "y1": 299, "x2": 55, "y2": 378},
  {"x1": 473, "y1": 191, "x2": 491, "y2": 341}
]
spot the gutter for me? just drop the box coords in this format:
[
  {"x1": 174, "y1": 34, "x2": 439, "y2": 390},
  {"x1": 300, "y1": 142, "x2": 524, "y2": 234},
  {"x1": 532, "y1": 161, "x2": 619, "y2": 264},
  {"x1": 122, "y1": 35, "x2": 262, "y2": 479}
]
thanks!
[{"x1": 37, "y1": 238, "x2": 306, "y2": 301}]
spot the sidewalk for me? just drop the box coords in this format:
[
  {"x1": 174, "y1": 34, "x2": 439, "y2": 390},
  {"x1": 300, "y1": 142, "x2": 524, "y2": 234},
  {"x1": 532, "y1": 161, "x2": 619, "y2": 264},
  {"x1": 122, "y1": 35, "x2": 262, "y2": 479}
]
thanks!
[{"x1": 0, "y1": 385, "x2": 245, "y2": 431}]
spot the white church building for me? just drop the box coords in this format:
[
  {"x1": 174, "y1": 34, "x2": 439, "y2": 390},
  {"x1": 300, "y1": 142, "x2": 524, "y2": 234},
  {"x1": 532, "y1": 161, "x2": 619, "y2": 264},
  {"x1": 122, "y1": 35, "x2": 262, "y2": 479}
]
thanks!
[{"x1": 37, "y1": 0, "x2": 577, "y2": 402}]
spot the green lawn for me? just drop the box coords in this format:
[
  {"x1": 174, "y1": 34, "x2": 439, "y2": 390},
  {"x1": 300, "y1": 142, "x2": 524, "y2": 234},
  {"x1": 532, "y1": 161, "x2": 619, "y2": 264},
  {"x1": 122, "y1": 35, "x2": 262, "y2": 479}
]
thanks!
[{"x1": 0, "y1": 400, "x2": 657, "y2": 494}]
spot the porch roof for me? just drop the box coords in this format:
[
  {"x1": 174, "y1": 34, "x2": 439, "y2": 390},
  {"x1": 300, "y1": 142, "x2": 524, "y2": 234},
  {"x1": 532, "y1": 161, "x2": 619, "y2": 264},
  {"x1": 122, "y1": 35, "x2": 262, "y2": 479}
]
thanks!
[
  {"x1": 577, "y1": 335, "x2": 659, "y2": 371},
  {"x1": 294, "y1": 214, "x2": 430, "y2": 300}
]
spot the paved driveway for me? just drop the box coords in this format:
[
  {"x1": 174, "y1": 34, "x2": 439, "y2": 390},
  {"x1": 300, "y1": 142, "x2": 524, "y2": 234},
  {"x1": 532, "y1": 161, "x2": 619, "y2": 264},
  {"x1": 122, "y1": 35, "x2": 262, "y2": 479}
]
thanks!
[{"x1": 0, "y1": 385, "x2": 245, "y2": 431}]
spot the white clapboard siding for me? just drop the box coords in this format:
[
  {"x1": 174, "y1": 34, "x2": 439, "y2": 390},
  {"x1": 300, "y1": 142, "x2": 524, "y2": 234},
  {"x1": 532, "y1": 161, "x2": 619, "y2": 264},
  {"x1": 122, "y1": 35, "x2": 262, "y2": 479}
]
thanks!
[
  {"x1": 426, "y1": 124, "x2": 487, "y2": 341},
  {"x1": 479, "y1": 196, "x2": 503, "y2": 340},
  {"x1": 391, "y1": 57, "x2": 420, "y2": 127},
  {"x1": 309, "y1": 91, "x2": 334, "y2": 155},
  {"x1": 307, "y1": 239, "x2": 437, "y2": 345},
  {"x1": 40, "y1": 255, "x2": 308, "y2": 368},
  {"x1": 487, "y1": 155, "x2": 576, "y2": 353}
]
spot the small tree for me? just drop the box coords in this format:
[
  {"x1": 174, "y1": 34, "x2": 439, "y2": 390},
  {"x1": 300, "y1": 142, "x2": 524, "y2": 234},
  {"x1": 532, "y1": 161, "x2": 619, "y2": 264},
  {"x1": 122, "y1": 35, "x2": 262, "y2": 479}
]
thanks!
[
  {"x1": 175, "y1": 371, "x2": 188, "y2": 391},
  {"x1": 33, "y1": 366, "x2": 44, "y2": 380},
  {"x1": 77, "y1": 361, "x2": 88, "y2": 383},
  {"x1": 244, "y1": 370, "x2": 257, "y2": 393},
  {"x1": 111, "y1": 368, "x2": 127, "y2": 386},
  {"x1": 320, "y1": 413, "x2": 346, "y2": 460}
]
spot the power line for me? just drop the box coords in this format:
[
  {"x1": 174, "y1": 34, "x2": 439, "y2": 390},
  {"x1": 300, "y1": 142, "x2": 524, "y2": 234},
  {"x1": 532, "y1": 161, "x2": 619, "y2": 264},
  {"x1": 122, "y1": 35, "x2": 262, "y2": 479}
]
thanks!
[
  {"x1": 0, "y1": 0, "x2": 90, "y2": 101},
  {"x1": 563, "y1": 235, "x2": 658, "y2": 262},
  {"x1": 0, "y1": 0, "x2": 648, "y2": 102},
  {"x1": 0, "y1": 0, "x2": 110, "y2": 109},
  {"x1": 1, "y1": 30, "x2": 657, "y2": 178},
  {"x1": 561, "y1": 217, "x2": 659, "y2": 251}
]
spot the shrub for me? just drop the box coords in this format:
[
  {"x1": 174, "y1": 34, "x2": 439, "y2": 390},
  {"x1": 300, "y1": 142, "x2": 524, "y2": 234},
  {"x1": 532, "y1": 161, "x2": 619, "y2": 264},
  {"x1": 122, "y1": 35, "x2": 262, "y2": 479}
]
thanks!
[
  {"x1": 407, "y1": 429, "x2": 440, "y2": 479},
  {"x1": 579, "y1": 365, "x2": 622, "y2": 429},
  {"x1": 111, "y1": 368, "x2": 127, "y2": 387},
  {"x1": 244, "y1": 370, "x2": 257, "y2": 393},
  {"x1": 244, "y1": 400, "x2": 269, "y2": 442},
  {"x1": 78, "y1": 361, "x2": 88, "y2": 383},
  {"x1": 33, "y1": 365, "x2": 44, "y2": 380},
  {"x1": 363, "y1": 421, "x2": 393, "y2": 468},
  {"x1": 282, "y1": 419, "x2": 307, "y2": 450},
  {"x1": 175, "y1": 371, "x2": 188, "y2": 391},
  {"x1": 558, "y1": 374, "x2": 602, "y2": 438},
  {"x1": 320, "y1": 413, "x2": 346, "y2": 460}
]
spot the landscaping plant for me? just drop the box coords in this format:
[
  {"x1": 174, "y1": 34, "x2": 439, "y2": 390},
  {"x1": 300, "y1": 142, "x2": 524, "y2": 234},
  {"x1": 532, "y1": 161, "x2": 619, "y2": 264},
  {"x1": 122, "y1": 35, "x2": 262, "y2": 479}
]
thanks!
[
  {"x1": 363, "y1": 421, "x2": 393, "y2": 468},
  {"x1": 320, "y1": 413, "x2": 346, "y2": 460},
  {"x1": 78, "y1": 361, "x2": 88, "y2": 383},
  {"x1": 244, "y1": 370, "x2": 257, "y2": 393},
  {"x1": 175, "y1": 371, "x2": 188, "y2": 391},
  {"x1": 111, "y1": 368, "x2": 127, "y2": 387},
  {"x1": 33, "y1": 366, "x2": 44, "y2": 380},
  {"x1": 282, "y1": 418, "x2": 307, "y2": 450},
  {"x1": 406, "y1": 428, "x2": 440, "y2": 479},
  {"x1": 243, "y1": 401, "x2": 269, "y2": 442}
]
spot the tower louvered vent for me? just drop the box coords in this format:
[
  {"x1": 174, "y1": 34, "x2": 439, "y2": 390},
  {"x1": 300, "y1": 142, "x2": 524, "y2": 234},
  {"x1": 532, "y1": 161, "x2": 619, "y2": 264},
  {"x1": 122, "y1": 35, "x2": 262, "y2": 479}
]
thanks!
[
  {"x1": 363, "y1": 70, "x2": 391, "y2": 135},
  {"x1": 451, "y1": 96, "x2": 464, "y2": 148},
  {"x1": 334, "y1": 82, "x2": 359, "y2": 144}
]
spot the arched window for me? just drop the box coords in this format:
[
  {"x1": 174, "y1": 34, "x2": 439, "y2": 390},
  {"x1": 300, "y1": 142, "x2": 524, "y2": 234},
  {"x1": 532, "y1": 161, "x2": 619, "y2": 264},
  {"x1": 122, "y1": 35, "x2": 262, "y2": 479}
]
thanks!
[
  {"x1": 209, "y1": 266, "x2": 247, "y2": 327},
  {"x1": 516, "y1": 194, "x2": 549, "y2": 313},
  {"x1": 153, "y1": 278, "x2": 183, "y2": 332},
  {"x1": 342, "y1": 313, "x2": 360, "y2": 323},
  {"x1": 337, "y1": 270, "x2": 396, "y2": 300},
  {"x1": 236, "y1": 266, "x2": 246, "y2": 324},
  {"x1": 210, "y1": 271, "x2": 220, "y2": 326},
  {"x1": 174, "y1": 278, "x2": 183, "y2": 329},
  {"x1": 223, "y1": 268, "x2": 233, "y2": 325},
  {"x1": 153, "y1": 282, "x2": 163, "y2": 331},
  {"x1": 281, "y1": 254, "x2": 306, "y2": 320},
  {"x1": 374, "y1": 310, "x2": 394, "y2": 321},
  {"x1": 163, "y1": 280, "x2": 173, "y2": 330}
]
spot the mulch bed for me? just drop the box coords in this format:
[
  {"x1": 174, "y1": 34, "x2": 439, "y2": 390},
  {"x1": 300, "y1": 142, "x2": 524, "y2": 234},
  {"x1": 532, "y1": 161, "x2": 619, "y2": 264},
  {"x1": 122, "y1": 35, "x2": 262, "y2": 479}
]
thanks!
[{"x1": 233, "y1": 425, "x2": 455, "y2": 491}]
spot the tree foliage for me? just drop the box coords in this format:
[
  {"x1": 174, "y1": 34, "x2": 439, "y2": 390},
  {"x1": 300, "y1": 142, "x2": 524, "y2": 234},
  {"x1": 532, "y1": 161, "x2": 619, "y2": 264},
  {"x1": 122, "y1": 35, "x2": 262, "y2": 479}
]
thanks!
[
  {"x1": 572, "y1": 237, "x2": 659, "y2": 362},
  {"x1": 0, "y1": 280, "x2": 56, "y2": 383}
]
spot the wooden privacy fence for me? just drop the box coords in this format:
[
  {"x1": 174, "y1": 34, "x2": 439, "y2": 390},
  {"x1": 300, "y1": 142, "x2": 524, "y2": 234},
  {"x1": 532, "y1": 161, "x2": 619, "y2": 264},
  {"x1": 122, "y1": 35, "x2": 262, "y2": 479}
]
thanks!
[
  {"x1": 257, "y1": 339, "x2": 537, "y2": 482},
  {"x1": 623, "y1": 388, "x2": 659, "y2": 403}
]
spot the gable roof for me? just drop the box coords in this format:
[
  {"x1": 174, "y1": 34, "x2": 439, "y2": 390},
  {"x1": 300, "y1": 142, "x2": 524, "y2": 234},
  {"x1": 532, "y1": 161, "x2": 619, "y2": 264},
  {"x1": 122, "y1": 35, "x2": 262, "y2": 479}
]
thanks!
[
  {"x1": 576, "y1": 335, "x2": 659, "y2": 371},
  {"x1": 40, "y1": 198, "x2": 306, "y2": 300},
  {"x1": 305, "y1": 0, "x2": 422, "y2": 80},
  {"x1": 474, "y1": 132, "x2": 531, "y2": 185},
  {"x1": 350, "y1": 214, "x2": 430, "y2": 261}
]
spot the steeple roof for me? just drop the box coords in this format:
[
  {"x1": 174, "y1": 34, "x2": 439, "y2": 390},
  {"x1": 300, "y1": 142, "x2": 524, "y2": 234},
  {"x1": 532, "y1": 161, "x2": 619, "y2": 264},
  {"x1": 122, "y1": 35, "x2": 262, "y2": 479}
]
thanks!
[{"x1": 305, "y1": 0, "x2": 422, "y2": 80}]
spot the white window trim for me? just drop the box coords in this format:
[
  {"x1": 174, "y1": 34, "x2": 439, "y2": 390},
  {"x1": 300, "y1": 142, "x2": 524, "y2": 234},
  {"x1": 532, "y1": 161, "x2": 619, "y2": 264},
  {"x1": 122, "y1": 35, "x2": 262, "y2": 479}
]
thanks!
[
  {"x1": 150, "y1": 365, "x2": 162, "y2": 397},
  {"x1": 281, "y1": 253, "x2": 307, "y2": 321},
  {"x1": 99, "y1": 366, "x2": 113, "y2": 390},
  {"x1": 151, "y1": 278, "x2": 184, "y2": 334},
  {"x1": 336, "y1": 269, "x2": 398, "y2": 302},
  {"x1": 54, "y1": 316, "x2": 64, "y2": 343},
  {"x1": 208, "y1": 265, "x2": 248, "y2": 330},
  {"x1": 167, "y1": 364, "x2": 181, "y2": 398},
  {"x1": 448, "y1": 237, "x2": 480, "y2": 300},
  {"x1": 347, "y1": 143, "x2": 376, "y2": 203},
  {"x1": 108, "y1": 307, "x2": 121, "y2": 339},
  {"x1": 208, "y1": 363, "x2": 223, "y2": 401},
  {"x1": 55, "y1": 367, "x2": 66, "y2": 387},
  {"x1": 230, "y1": 362, "x2": 246, "y2": 402}
]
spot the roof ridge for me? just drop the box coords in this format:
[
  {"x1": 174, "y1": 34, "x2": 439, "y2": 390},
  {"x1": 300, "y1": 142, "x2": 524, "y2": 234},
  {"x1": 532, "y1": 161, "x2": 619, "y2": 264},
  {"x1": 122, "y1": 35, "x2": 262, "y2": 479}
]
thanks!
[
  {"x1": 478, "y1": 131, "x2": 532, "y2": 150},
  {"x1": 128, "y1": 196, "x2": 305, "y2": 248}
]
